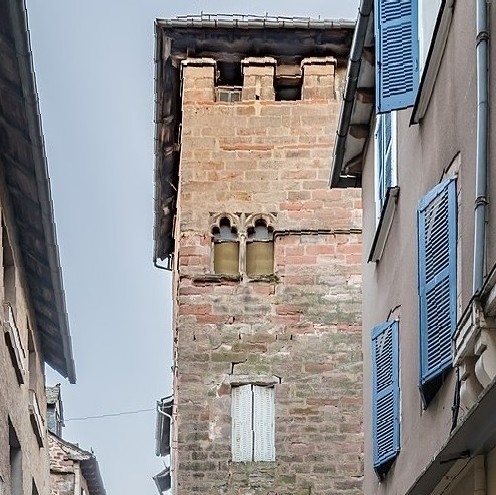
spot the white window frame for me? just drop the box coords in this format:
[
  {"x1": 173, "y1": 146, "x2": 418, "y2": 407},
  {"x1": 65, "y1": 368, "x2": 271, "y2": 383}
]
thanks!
[
  {"x1": 374, "y1": 112, "x2": 397, "y2": 225},
  {"x1": 418, "y1": 0, "x2": 443, "y2": 73},
  {"x1": 231, "y1": 384, "x2": 275, "y2": 462}
]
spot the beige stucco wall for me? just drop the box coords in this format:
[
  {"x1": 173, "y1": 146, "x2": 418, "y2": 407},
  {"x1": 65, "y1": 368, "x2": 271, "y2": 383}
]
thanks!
[
  {"x1": 359, "y1": 0, "x2": 496, "y2": 493},
  {"x1": 0, "y1": 163, "x2": 50, "y2": 495}
]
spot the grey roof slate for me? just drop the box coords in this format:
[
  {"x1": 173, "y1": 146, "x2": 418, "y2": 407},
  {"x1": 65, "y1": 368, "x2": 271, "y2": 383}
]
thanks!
[{"x1": 0, "y1": 0, "x2": 75, "y2": 382}]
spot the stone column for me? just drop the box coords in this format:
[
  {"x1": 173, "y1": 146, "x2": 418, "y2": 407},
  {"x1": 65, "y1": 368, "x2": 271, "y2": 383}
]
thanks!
[
  {"x1": 241, "y1": 57, "x2": 276, "y2": 101},
  {"x1": 301, "y1": 56, "x2": 336, "y2": 100},
  {"x1": 181, "y1": 58, "x2": 216, "y2": 104}
]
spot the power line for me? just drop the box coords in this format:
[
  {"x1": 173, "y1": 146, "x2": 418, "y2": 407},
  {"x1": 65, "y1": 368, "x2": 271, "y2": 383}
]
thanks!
[{"x1": 65, "y1": 408, "x2": 155, "y2": 422}]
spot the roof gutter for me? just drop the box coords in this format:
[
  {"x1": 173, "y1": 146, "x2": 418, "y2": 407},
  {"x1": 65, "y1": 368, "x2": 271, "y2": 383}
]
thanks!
[
  {"x1": 156, "y1": 14, "x2": 356, "y2": 30},
  {"x1": 9, "y1": 0, "x2": 75, "y2": 383},
  {"x1": 330, "y1": 0, "x2": 373, "y2": 188}
]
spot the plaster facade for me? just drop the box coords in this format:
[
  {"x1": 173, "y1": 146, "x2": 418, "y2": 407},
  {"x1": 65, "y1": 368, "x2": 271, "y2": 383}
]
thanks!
[
  {"x1": 160, "y1": 30, "x2": 363, "y2": 494},
  {"x1": 332, "y1": 0, "x2": 496, "y2": 494}
]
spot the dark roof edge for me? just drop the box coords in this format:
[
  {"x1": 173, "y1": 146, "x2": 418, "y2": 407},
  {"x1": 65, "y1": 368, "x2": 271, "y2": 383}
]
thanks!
[
  {"x1": 80, "y1": 456, "x2": 107, "y2": 495},
  {"x1": 330, "y1": 0, "x2": 373, "y2": 188},
  {"x1": 9, "y1": 0, "x2": 75, "y2": 382},
  {"x1": 156, "y1": 14, "x2": 356, "y2": 30},
  {"x1": 49, "y1": 433, "x2": 106, "y2": 495}
]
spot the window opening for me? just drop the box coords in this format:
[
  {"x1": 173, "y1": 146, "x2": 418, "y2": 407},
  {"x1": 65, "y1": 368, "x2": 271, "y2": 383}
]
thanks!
[
  {"x1": 9, "y1": 422, "x2": 22, "y2": 495},
  {"x1": 231, "y1": 384, "x2": 275, "y2": 462},
  {"x1": 246, "y1": 220, "x2": 274, "y2": 277},
  {"x1": 274, "y1": 75, "x2": 302, "y2": 101},
  {"x1": 215, "y1": 62, "x2": 243, "y2": 102},
  {"x1": 375, "y1": 112, "x2": 397, "y2": 223},
  {"x1": 212, "y1": 217, "x2": 239, "y2": 275}
]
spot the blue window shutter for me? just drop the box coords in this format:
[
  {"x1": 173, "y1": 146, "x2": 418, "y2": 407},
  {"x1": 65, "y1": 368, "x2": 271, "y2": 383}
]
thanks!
[
  {"x1": 418, "y1": 179, "x2": 456, "y2": 403},
  {"x1": 375, "y1": 0, "x2": 419, "y2": 113},
  {"x1": 372, "y1": 321, "x2": 399, "y2": 477}
]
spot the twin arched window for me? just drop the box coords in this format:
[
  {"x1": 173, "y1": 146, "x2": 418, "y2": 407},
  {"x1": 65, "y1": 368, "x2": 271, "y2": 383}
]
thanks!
[{"x1": 212, "y1": 215, "x2": 274, "y2": 277}]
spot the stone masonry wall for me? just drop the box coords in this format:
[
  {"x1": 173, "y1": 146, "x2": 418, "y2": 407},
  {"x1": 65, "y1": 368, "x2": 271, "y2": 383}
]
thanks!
[
  {"x1": 48, "y1": 435, "x2": 76, "y2": 495},
  {"x1": 171, "y1": 59, "x2": 363, "y2": 495},
  {"x1": 0, "y1": 167, "x2": 51, "y2": 495}
]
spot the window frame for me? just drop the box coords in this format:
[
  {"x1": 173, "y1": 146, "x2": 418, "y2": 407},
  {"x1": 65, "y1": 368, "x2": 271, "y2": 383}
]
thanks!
[
  {"x1": 418, "y1": 0, "x2": 442, "y2": 73},
  {"x1": 369, "y1": 112, "x2": 399, "y2": 262},
  {"x1": 210, "y1": 213, "x2": 275, "y2": 279},
  {"x1": 374, "y1": 112, "x2": 397, "y2": 223}
]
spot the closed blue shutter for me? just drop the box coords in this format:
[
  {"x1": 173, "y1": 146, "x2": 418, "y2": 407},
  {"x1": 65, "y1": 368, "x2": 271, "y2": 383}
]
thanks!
[
  {"x1": 418, "y1": 179, "x2": 456, "y2": 404},
  {"x1": 375, "y1": 0, "x2": 419, "y2": 113},
  {"x1": 372, "y1": 321, "x2": 399, "y2": 477}
]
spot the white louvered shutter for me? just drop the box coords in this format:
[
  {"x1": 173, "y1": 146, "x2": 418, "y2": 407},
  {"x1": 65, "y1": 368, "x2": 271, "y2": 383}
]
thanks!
[
  {"x1": 232, "y1": 385, "x2": 253, "y2": 461},
  {"x1": 253, "y1": 386, "x2": 275, "y2": 461}
]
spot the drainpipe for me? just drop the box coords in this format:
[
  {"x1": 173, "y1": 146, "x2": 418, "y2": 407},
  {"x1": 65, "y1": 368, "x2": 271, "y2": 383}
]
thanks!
[{"x1": 473, "y1": 0, "x2": 489, "y2": 294}]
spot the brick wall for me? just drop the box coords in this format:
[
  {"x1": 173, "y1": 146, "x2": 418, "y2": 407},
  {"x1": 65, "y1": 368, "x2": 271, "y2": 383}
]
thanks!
[
  {"x1": 48, "y1": 435, "x2": 76, "y2": 495},
  {"x1": 171, "y1": 59, "x2": 363, "y2": 495}
]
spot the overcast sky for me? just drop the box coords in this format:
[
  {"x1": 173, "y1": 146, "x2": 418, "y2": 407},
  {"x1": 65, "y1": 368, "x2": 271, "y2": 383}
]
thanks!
[{"x1": 25, "y1": 1, "x2": 360, "y2": 494}]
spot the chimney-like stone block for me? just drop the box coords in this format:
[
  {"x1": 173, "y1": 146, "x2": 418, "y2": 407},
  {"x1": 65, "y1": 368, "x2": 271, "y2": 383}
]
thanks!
[
  {"x1": 181, "y1": 58, "x2": 216, "y2": 103},
  {"x1": 242, "y1": 57, "x2": 276, "y2": 101},
  {"x1": 301, "y1": 57, "x2": 336, "y2": 100}
]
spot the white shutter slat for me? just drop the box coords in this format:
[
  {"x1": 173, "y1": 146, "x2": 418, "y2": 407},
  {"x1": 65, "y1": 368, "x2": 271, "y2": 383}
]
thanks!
[
  {"x1": 232, "y1": 385, "x2": 253, "y2": 461},
  {"x1": 253, "y1": 386, "x2": 275, "y2": 461}
]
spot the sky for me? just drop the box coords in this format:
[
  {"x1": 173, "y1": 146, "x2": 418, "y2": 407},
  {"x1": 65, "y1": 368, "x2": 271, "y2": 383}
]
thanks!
[{"x1": 25, "y1": 1, "x2": 360, "y2": 494}]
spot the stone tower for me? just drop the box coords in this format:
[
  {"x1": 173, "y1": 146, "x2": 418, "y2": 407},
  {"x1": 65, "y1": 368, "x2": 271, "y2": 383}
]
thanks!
[{"x1": 153, "y1": 15, "x2": 363, "y2": 495}]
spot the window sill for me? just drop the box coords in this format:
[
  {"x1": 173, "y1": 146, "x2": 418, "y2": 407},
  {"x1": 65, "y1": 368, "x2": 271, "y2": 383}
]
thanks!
[
  {"x1": 246, "y1": 273, "x2": 279, "y2": 283},
  {"x1": 192, "y1": 273, "x2": 278, "y2": 284},
  {"x1": 411, "y1": 0, "x2": 455, "y2": 124},
  {"x1": 192, "y1": 274, "x2": 242, "y2": 284},
  {"x1": 368, "y1": 187, "x2": 399, "y2": 263}
]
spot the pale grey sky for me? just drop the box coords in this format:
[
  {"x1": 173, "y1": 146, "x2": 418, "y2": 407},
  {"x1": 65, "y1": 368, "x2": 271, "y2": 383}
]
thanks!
[{"x1": 26, "y1": 1, "x2": 360, "y2": 494}]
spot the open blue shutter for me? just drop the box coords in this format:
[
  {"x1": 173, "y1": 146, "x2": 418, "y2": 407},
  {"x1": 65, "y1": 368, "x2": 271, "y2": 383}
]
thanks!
[
  {"x1": 418, "y1": 179, "x2": 456, "y2": 394},
  {"x1": 372, "y1": 321, "x2": 399, "y2": 476},
  {"x1": 375, "y1": 0, "x2": 419, "y2": 113}
]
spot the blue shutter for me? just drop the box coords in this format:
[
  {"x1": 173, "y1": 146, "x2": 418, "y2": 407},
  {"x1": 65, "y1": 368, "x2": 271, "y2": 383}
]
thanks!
[
  {"x1": 418, "y1": 179, "x2": 456, "y2": 396},
  {"x1": 372, "y1": 321, "x2": 399, "y2": 476},
  {"x1": 375, "y1": 0, "x2": 419, "y2": 113}
]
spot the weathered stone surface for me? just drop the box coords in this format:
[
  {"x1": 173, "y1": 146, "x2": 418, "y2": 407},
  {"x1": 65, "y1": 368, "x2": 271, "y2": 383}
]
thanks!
[{"x1": 172, "y1": 63, "x2": 363, "y2": 494}]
